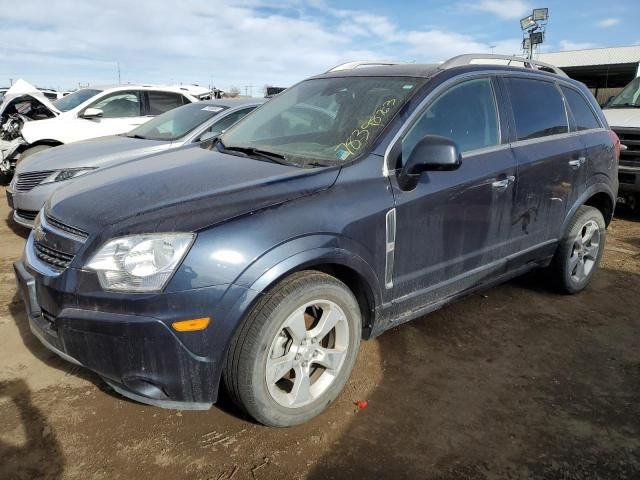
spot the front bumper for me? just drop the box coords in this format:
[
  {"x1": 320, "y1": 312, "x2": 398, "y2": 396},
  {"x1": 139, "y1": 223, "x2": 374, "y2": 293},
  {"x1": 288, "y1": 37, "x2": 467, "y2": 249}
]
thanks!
[
  {"x1": 618, "y1": 165, "x2": 640, "y2": 194},
  {"x1": 6, "y1": 182, "x2": 59, "y2": 228},
  {"x1": 13, "y1": 258, "x2": 246, "y2": 410}
]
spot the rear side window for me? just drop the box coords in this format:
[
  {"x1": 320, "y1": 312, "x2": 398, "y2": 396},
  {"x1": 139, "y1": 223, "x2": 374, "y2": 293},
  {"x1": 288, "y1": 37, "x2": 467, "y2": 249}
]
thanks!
[
  {"x1": 402, "y1": 78, "x2": 499, "y2": 157},
  {"x1": 147, "y1": 92, "x2": 187, "y2": 115},
  {"x1": 561, "y1": 86, "x2": 601, "y2": 131},
  {"x1": 506, "y1": 78, "x2": 568, "y2": 141}
]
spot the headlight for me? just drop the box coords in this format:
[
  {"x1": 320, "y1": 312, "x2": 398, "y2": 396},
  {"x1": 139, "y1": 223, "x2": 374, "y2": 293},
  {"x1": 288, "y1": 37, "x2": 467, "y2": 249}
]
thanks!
[
  {"x1": 86, "y1": 233, "x2": 195, "y2": 292},
  {"x1": 42, "y1": 168, "x2": 95, "y2": 184}
]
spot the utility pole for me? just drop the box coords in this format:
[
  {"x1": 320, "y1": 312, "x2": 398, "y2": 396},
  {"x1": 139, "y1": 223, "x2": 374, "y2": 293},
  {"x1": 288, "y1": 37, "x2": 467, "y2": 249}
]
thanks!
[
  {"x1": 117, "y1": 62, "x2": 121, "y2": 85},
  {"x1": 244, "y1": 84, "x2": 254, "y2": 97}
]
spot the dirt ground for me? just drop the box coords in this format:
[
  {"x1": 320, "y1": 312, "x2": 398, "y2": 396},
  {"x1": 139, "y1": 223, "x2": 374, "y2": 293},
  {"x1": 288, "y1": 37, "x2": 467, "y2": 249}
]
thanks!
[{"x1": 0, "y1": 185, "x2": 639, "y2": 480}]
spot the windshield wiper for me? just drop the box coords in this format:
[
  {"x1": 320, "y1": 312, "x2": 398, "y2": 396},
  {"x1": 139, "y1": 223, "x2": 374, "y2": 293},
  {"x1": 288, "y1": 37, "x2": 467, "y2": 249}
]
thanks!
[
  {"x1": 127, "y1": 134, "x2": 147, "y2": 139},
  {"x1": 222, "y1": 145, "x2": 292, "y2": 166}
]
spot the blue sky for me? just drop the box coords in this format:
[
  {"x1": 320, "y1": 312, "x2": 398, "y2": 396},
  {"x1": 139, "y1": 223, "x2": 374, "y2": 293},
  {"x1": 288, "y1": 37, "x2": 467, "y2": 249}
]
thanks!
[{"x1": 0, "y1": 0, "x2": 637, "y2": 94}]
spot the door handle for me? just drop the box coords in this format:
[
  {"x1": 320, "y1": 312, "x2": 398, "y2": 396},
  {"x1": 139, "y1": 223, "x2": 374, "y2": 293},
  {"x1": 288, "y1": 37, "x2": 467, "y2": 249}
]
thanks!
[
  {"x1": 491, "y1": 175, "x2": 515, "y2": 190},
  {"x1": 569, "y1": 157, "x2": 586, "y2": 168}
]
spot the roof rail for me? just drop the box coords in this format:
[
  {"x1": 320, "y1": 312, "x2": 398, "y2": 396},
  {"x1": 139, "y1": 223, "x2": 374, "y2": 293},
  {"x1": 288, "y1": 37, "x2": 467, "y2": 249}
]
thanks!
[
  {"x1": 440, "y1": 54, "x2": 568, "y2": 77},
  {"x1": 326, "y1": 60, "x2": 404, "y2": 73}
]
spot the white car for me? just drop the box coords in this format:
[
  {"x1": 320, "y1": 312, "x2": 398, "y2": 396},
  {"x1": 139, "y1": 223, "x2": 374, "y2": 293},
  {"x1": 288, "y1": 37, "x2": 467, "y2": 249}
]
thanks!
[{"x1": 1, "y1": 83, "x2": 200, "y2": 176}]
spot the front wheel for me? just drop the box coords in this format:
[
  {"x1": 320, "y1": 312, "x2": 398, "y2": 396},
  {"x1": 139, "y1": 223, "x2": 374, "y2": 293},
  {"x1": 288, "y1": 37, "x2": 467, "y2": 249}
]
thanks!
[
  {"x1": 224, "y1": 271, "x2": 362, "y2": 426},
  {"x1": 549, "y1": 205, "x2": 606, "y2": 294}
]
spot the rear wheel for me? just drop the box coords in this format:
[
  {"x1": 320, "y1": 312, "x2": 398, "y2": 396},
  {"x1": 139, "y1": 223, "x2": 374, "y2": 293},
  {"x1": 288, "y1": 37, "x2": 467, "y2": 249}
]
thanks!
[
  {"x1": 224, "y1": 271, "x2": 361, "y2": 426},
  {"x1": 549, "y1": 205, "x2": 606, "y2": 294}
]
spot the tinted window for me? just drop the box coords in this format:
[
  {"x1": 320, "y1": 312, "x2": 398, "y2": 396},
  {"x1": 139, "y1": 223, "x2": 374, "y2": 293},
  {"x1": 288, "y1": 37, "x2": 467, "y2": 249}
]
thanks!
[
  {"x1": 561, "y1": 86, "x2": 600, "y2": 131},
  {"x1": 402, "y1": 78, "x2": 499, "y2": 158},
  {"x1": 90, "y1": 91, "x2": 141, "y2": 118},
  {"x1": 204, "y1": 107, "x2": 256, "y2": 137},
  {"x1": 127, "y1": 103, "x2": 226, "y2": 141},
  {"x1": 148, "y1": 91, "x2": 186, "y2": 115},
  {"x1": 506, "y1": 78, "x2": 568, "y2": 140}
]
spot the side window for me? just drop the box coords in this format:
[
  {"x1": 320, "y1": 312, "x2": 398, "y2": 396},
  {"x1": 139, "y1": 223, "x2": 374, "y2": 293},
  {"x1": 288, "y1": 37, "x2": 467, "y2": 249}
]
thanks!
[
  {"x1": 506, "y1": 78, "x2": 568, "y2": 140},
  {"x1": 147, "y1": 92, "x2": 187, "y2": 115},
  {"x1": 402, "y1": 78, "x2": 499, "y2": 159},
  {"x1": 204, "y1": 107, "x2": 255, "y2": 137},
  {"x1": 90, "y1": 91, "x2": 142, "y2": 118},
  {"x1": 561, "y1": 86, "x2": 601, "y2": 131}
]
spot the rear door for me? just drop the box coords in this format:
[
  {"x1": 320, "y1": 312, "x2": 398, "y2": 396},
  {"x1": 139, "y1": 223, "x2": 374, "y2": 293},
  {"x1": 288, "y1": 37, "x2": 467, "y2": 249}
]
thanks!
[
  {"x1": 503, "y1": 76, "x2": 583, "y2": 260},
  {"x1": 559, "y1": 85, "x2": 611, "y2": 206}
]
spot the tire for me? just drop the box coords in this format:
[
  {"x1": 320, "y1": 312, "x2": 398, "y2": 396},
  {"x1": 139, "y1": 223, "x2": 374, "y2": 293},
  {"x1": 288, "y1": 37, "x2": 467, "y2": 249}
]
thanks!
[
  {"x1": 17, "y1": 145, "x2": 53, "y2": 166},
  {"x1": 223, "y1": 271, "x2": 362, "y2": 427},
  {"x1": 549, "y1": 205, "x2": 606, "y2": 294}
]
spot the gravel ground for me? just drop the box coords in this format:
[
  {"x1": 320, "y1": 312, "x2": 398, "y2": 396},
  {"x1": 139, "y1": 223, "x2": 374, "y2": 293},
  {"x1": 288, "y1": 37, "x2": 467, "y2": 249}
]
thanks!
[{"x1": 0, "y1": 185, "x2": 639, "y2": 480}]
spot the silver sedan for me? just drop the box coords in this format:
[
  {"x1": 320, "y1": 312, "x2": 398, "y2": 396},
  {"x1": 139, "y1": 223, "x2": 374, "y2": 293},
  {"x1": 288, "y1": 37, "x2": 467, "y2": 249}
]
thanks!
[{"x1": 6, "y1": 98, "x2": 265, "y2": 228}]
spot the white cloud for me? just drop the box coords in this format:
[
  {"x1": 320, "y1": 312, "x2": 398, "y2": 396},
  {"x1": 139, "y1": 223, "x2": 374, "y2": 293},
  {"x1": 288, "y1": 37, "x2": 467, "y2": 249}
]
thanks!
[
  {"x1": 597, "y1": 18, "x2": 620, "y2": 28},
  {"x1": 0, "y1": 0, "x2": 541, "y2": 92},
  {"x1": 468, "y1": 0, "x2": 531, "y2": 20}
]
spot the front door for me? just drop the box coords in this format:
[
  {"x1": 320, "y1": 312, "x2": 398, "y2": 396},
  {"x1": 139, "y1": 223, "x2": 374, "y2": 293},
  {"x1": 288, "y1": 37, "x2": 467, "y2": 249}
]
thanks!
[{"x1": 388, "y1": 76, "x2": 517, "y2": 319}]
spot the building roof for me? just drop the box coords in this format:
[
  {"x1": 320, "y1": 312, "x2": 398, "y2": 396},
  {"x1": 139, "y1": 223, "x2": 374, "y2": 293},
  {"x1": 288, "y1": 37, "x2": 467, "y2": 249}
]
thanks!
[{"x1": 538, "y1": 45, "x2": 640, "y2": 68}]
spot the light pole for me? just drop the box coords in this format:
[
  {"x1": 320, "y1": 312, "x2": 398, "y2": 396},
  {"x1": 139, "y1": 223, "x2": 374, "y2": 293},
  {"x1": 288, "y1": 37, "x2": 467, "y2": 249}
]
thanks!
[{"x1": 520, "y1": 8, "x2": 549, "y2": 59}]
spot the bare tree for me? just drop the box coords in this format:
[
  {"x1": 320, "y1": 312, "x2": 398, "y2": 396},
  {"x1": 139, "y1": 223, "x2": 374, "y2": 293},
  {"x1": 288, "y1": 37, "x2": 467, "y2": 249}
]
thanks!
[{"x1": 227, "y1": 86, "x2": 240, "y2": 98}]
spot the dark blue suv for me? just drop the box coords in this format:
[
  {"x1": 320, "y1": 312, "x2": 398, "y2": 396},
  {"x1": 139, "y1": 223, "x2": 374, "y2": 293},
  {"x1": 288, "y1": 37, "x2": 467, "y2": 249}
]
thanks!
[{"x1": 14, "y1": 55, "x2": 620, "y2": 426}]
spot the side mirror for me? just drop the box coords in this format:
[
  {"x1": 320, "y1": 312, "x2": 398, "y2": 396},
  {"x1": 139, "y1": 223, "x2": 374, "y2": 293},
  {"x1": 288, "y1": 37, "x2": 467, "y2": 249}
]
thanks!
[
  {"x1": 198, "y1": 130, "x2": 218, "y2": 143},
  {"x1": 81, "y1": 108, "x2": 103, "y2": 119},
  {"x1": 397, "y1": 135, "x2": 462, "y2": 191},
  {"x1": 602, "y1": 95, "x2": 615, "y2": 108}
]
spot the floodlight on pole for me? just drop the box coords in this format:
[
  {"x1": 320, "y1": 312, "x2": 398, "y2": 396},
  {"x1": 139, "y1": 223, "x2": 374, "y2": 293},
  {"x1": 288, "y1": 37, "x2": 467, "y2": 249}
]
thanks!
[
  {"x1": 532, "y1": 8, "x2": 549, "y2": 21},
  {"x1": 530, "y1": 32, "x2": 544, "y2": 45},
  {"x1": 520, "y1": 15, "x2": 536, "y2": 30}
]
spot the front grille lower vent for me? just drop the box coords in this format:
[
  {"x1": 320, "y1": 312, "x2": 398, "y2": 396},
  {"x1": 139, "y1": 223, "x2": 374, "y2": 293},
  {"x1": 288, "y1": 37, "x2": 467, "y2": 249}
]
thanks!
[{"x1": 15, "y1": 209, "x2": 38, "y2": 221}]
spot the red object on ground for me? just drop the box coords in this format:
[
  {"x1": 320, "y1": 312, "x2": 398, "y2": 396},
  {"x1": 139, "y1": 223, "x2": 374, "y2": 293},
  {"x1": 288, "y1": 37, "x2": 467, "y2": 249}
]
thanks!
[{"x1": 354, "y1": 400, "x2": 369, "y2": 410}]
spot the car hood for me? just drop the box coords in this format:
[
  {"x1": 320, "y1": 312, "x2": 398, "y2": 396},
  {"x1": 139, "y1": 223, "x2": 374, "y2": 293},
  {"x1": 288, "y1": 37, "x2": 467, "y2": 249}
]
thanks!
[
  {"x1": 0, "y1": 79, "x2": 60, "y2": 118},
  {"x1": 47, "y1": 146, "x2": 340, "y2": 236},
  {"x1": 603, "y1": 108, "x2": 640, "y2": 128},
  {"x1": 16, "y1": 135, "x2": 171, "y2": 173}
]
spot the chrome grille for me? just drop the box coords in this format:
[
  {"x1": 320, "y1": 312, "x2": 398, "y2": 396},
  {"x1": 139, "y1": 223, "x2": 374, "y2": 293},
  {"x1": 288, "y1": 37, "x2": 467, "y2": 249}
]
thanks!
[
  {"x1": 46, "y1": 213, "x2": 89, "y2": 239},
  {"x1": 14, "y1": 170, "x2": 55, "y2": 192},
  {"x1": 34, "y1": 242, "x2": 74, "y2": 269},
  {"x1": 614, "y1": 128, "x2": 640, "y2": 167}
]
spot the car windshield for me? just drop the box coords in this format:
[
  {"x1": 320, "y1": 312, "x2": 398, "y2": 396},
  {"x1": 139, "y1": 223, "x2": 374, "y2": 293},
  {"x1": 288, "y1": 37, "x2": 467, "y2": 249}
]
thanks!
[
  {"x1": 127, "y1": 103, "x2": 228, "y2": 141},
  {"x1": 52, "y1": 88, "x2": 102, "y2": 112},
  {"x1": 220, "y1": 76, "x2": 424, "y2": 167},
  {"x1": 608, "y1": 77, "x2": 640, "y2": 108}
]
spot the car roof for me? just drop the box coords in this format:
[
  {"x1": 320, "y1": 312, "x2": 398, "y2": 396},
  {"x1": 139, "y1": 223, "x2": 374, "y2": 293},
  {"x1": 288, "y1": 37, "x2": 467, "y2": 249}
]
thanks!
[{"x1": 312, "y1": 62, "x2": 577, "y2": 85}]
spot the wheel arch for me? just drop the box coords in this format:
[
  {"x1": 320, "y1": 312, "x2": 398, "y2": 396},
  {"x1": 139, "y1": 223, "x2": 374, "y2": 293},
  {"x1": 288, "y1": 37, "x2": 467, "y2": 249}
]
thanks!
[
  {"x1": 232, "y1": 247, "x2": 382, "y2": 340},
  {"x1": 564, "y1": 183, "x2": 616, "y2": 232}
]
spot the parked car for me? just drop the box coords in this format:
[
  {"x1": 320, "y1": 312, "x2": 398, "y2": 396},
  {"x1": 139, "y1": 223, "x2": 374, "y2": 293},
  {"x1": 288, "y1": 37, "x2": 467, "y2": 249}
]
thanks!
[
  {"x1": 14, "y1": 54, "x2": 619, "y2": 427},
  {"x1": 7, "y1": 98, "x2": 265, "y2": 227},
  {"x1": 602, "y1": 77, "x2": 640, "y2": 209},
  {"x1": 1, "y1": 83, "x2": 201, "y2": 178}
]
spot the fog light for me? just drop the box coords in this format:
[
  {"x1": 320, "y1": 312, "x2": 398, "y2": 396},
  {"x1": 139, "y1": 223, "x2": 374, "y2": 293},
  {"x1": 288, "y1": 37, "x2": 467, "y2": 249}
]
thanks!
[{"x1": 172, "y1": 317, "x2": 210, "y2": 332}]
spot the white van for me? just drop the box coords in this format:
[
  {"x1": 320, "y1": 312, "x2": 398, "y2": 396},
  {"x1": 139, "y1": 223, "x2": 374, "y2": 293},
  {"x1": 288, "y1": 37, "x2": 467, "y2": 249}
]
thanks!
[{"x1": 603, "y1": 77, "x2": 640, "y2": 207}]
